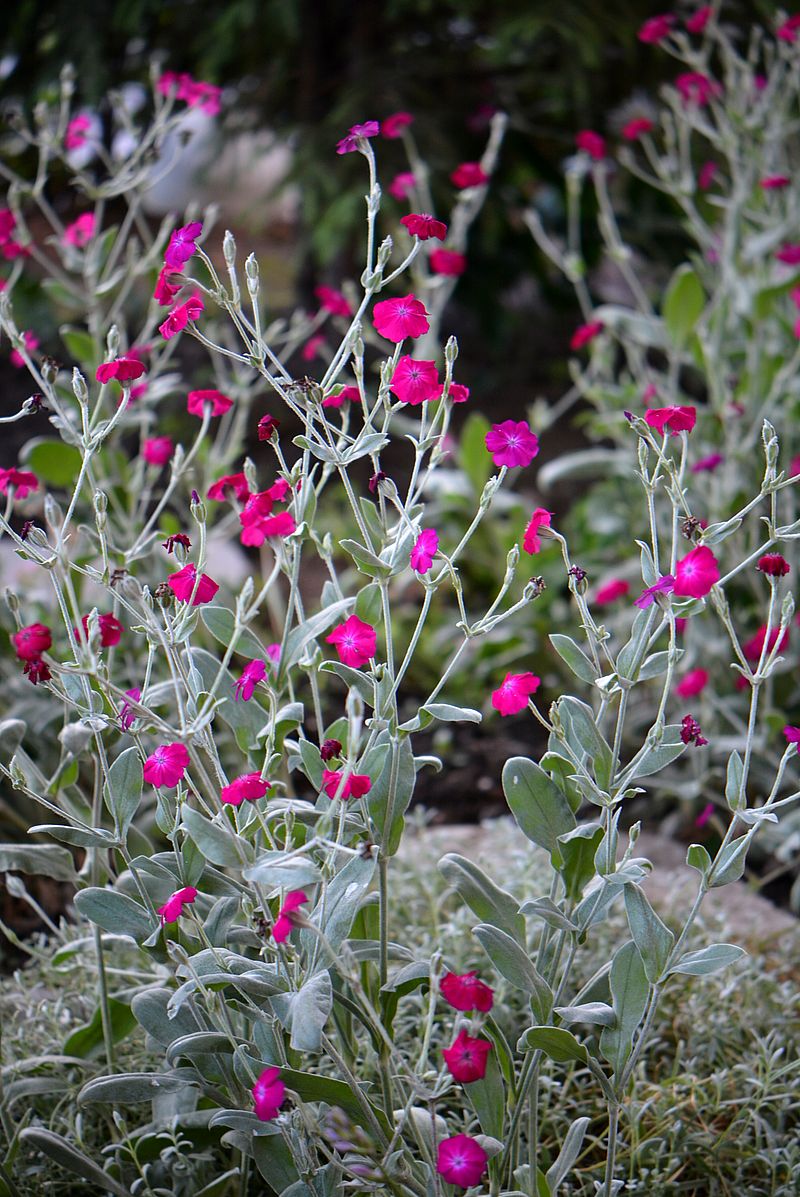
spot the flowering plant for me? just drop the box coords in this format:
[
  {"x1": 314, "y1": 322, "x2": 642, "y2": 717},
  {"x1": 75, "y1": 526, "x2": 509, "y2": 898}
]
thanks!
[{"x1": 0, "y1": 16, "x2": 798, "y2": 1197}]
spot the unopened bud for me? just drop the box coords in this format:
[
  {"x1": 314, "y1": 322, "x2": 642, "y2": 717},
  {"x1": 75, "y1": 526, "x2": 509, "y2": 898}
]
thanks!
[
  {"x1": 43, "y1": 494, "x2": 63, "y2": 533},
  {"x1": 223, "y1": 229, "x2": 236, "y2": 266},
  {"x1": 59, "y1": 721, "x2": 94, "y2": 756},
  {"x1": 72, "y1": 368, "x2": 88, "y2": 402},
  {"x1": 781, "y1": 591, "x2": 795, "y2": 626},
  {"x1": 245, "y1": 253, "x2": 259, "y2": 280},
  {"x1": 106, "y1": 325, "x2": 120, "y2": 357},
  {"x1": 376, "y1": 234, "x2": 392, "y2": 267},
  {"x1": 445, "y1": 335, "x2": 459, "y2": 366},
  {"x1": 504, "y1": 545, "x2": 519, "y2": 584}
]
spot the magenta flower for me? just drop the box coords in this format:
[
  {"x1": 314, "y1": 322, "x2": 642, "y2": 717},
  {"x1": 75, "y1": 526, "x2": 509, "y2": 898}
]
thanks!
[
  {"x1": 0, "y1": 468, "x2": 39, "y2": 499},
  {"x1": 410, "y1": 528, "x2": 439, "y2": 573},
  {"x1": 437, "y1": 1135, "x2": 488, "y2": 1189},
  {"x1": 159, "y1": 295, "x2": 204, "y2": 340},
  {"x1": 315, "y1": 285, "x2": 352, "y2": 317},
  {"x1": 167, "y1": 563, "x2": 219, "y2": 605},
  {"x1": 400, "y1": 213, "x2": 447, "y2": 241},
  {"x1": 323, "y1": 385, "x2": 361, "y2": 408},
  {"x1": 143, "y1": 436, "x2": 173, "y2": 466},
  {"x1": 382, "y1": 111, "x2": 414, "y2": 138},
  {"x1": 430, "y1": 247, "x2": 466, "y2": 276},
  {"x1": 777, "y1": 244, "x2": 800, "y2": 265},
  {"x1": 163, "y1": 221, "x2": 203, "y2": 271},
  {"x1": 221, "y1": 772, "x2": 271, "y2": 806},
  {"x1": 638, "y1": 13, "x2": 675, "y2": 43},
  {"x1": 322, "y1": 769, "x2": 372, "y2": 800},
  {"x1": 162, "y1": 533, "x2": 191, "y2": 554},
  {"x1": 273, "y1": 890, "x2": 308, "y2": 943},
  {"x1": 522, "y1": 508, "x2": 553, "y2": 554},
  {"x1": 326, "y1": 615, "x2": 377, "y2": 668},
  {"x1": 143, "y1": 742, "x2": 190, "y2": 788},
  {"x1": 239, "y1": 499, "x2": 296, "y2": 547},
  {"x1": 673, "y1": 546, "x2": 719, "y2": 598},
  {"x1": 157, "y1": 885, "x2": 198, "y2": 925},
  {"x1": 302, "y1": 334, "x2": 325, "y2": 362},
  {"x1": 698, "y1": 161, "x2": 717, "y2": 190},
  {"x1": 208, "y1": 472, "x2": 250, "y2": 502},
  {"x1": 389, "y1": 355, "x2": 440, "y2": 405},
  {"x1": 187, "y1": 389, "x2": 233, "y2": 417},
  {"x1": 234, "y1": 659, "x2": 267, "y2": 701},
  {"x1": 570, "y1": 320, "x2": 604, "y2": 350},
  {"x1": 644, "y1": 406, "x2": 697, "y2": 435},
  {"x1": 96, "y1": 356, "x2": 146, "y2": 384},
  {"x1": 695, "y1": 802, "x2": 714, "y2": 828},
  {"x1": 676, "y1": 72, "x2": 720, "y2": 107},
  {"x1": 676, "y1": 668, "x2": 708, "y2": 699},
  {"x1": 442, "y1": 1030, "x2": 492, "y2": 1084},
  {"x1": 491, "y1": 672, "x2": 541, "y2": 716},
  {"x1": 783, "y1": 726, "x2": 800, "y2": 745},
  {"x1": 336, "y1": 121, "x2": 380, "y2": 154},
  {"x1": 634, "y1": 575, "x2": 675, "y2": 609},
  {"x1": 373, "y1": 295, "x2": 430, "y2": 342},
  {"x1": 691, "y1": 452, "x2": 723, "y2": 473},
  {"x1": 485, "y1": 420, "x2": 539, "y2": 468},
  {"x1": 622, "y1": 117, "x2": 654, "y2": 140},
  {"x1": 9, "y1": 331, "x2": 39, "y2": 368},
  {"x1": 75, "y1": 612, "x2": 123, "y2": 648},
  {"x1": 440, "y1": 970, "x2": 494, "y2": 1012},
  {"x1": 12, "y1": 623, "x2": 52, "y2": 662},
  {"x1": 576, "y1": 129, "x2": 606, "y2": 160},
  {"x1": 778, "y1": 14, "x2": 800, "y2": 42},
  {"x1": 744, "y1": 624, "x2": 788, "y2": 662},
  {"x1": 757, "y1": 553, "x2": 790, "y2": 577},
  {"x1": 686, "y1": 6, "x2": 712, "y2": 33},
  {"x1": 65, "y1": 114, "x2": 92, "y2": 150},
  {"x1": 154, "y1": 267, "x2": 182, "y2": 307},
  {"x1": 451, "y1": 162, "x2": 488, "y2": 189},
  {"x1": 761, "y1": 175, "x2": 790, "y2": 190},
  {"x1": 595, "y1": 578, "x2": 629, "y2": 605},
  {"x1": 439, "y1": 381, "x2": 469, "y2": 403},
  {"x1": 252, "y1": 1067, "x2": 285, "y2": 1121},
  {"x1": 118, "y1": 688, "x2": 141, "y2": 732},
  {"x1": 63, "y1": 213, "x2": 96, "y2": 247},
  {"x1": 388, "y1": 171, "x2": 417, "y2": 200}
]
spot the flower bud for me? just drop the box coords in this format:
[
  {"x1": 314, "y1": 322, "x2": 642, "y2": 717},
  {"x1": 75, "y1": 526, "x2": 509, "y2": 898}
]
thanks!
[
  {"x1": 43, "y1": 494, "x2": 63, "y2": 533},
  {"x1": 445, "y1": 335, "x2": 459, "y2": 366},
  {"x1": 106, "y1": 325, "x2": 120, "y2": 357},
  {"x1": 245, "y1": 253, "x2": 259, "y2": 281},
  {"x1": 781, "y1": 591, "x2": 795, "y2": 625},
  {"x1": 72, "y1": 368, "x2": 88, "y2": 403},
  {"x1": 223, "y1": 229, "x2": 237, "y2": 267},
  {"x1": 59, "y1": 721, "x2": 94, "y2": 756},
  {"x1": 376, "y1": 234, "x2": 392, "y2": 267}
]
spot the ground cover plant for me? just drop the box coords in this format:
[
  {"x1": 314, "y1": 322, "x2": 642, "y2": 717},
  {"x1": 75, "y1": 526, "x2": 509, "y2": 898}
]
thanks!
[{"x1": 0, "y1": 5, "x2": 799, "y2": 1196}]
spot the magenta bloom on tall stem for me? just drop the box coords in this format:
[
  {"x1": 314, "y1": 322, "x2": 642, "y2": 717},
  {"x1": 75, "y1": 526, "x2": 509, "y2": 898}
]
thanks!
[
  {"x1": 485, "y1": 420, "x2": 539, "y2": 468},
  {"x1": 208, "y1": 472, "x2": 250, "y2": 502},
  {"x1": 336, "y1": 121, "x2": 380, "y2": 154},
  {"x1": 159, "y1": 295, "x2": 204, "y2": 340},
  {"x1": 187, "y1": 389, "x2": 233, "y2": 417},
  {"x1": 63, "y1": 213, "x2": 96, "y2": 247},
  {"x1": 372, "y1": 295, "x2": 430, "y2": 342},
  {"x1": 491, "y1": 672, "x2": 541, "y2": 716},
  {"x1": 436, "y1": 1135, "x2": 488, "y2": 1188},
  {"x1": 143, "y1": 436, "x2": 173, "y2": 466},
  {"x1": 315, "y1": 285, "x2": 352, "y2": 317},
  {"x1": 234, "y1": 659, "x2": 267, "y2": 701},
  {"x1": 389, "y1": 355, "x2": 440, "y2": 405},
  {"x1": 12, "y1": 623, "x2": 52, "y2": 661},
  {"x1": 575, "y1": 129, "x2": 606, "y2": 160},
  {"x1": 430, "y1": 248, "x2": 466, "y2": 276},
  {"x1": 321, "y1": 769, "x2": 372, "y2": 800},
  {"x1": 96, "y1": 356, "x2": 146, "y2": 384},
  {"x1": 410, "y1": 528, "x2": 439, "y2": 573},
  {"x1": 676, "y1": 668, "x2": 708, "y2": 699},
  {"x1": 118, "y1": 688, "x2": 141, "y2": 732},
  {"x1": 594, "y1": 578, "x2": 629, "y2": 605},
  {"x1": 522, "y1": 508, "x2": 552, "y2": 554},
  {"x1": 570, "y1": 320, "x2": 604, "y2": 350},
  {"x1": 0, "y1": 468, "x2": 39, "y2": 499},
  {"x1": 163, "y1": 221, "x2": 203, "y2": 270},
  {"x1": 644, "y1": 406, "x2": 696, "y2": 435},
  {"x1": 221, "y1": 773, "x2": 270, "y2": 806},
  {"x1": 143, "y1": 742, "x2": 190, "y2": 788},
  {"x1": 157, "y1": 885, "x2": 198, "y2": 924},
  {"x1": 450, "y1": 162, "x2": 488, "y2": 189},
  {"x1": 272, "y1": 890, "x2": 308, "y2": 943},
  {"x1": 442, "y1": 1030, "x2": 492, "y2": 1083},
  {"x1": 673, "y1": 545, "x2": 719, "y2": 598},
  {"x1": 622, "y1": 117, "x2": 654, "y2": 140},
  {"x1": 440, "y1": 970, "x2": 494, "y2": 1012},
  {"x1": 326, "y1": 615, "x2": 377, "y2": 668},
  {"x1": 638, "y1": 13, "x2": 675, "y2": 43},
  {"x1": 252, "y1": 1067, "x2": 286, "y2": 1121},
  {"x1": 400, "y1": 213, "x2": 447, "y2": 241},
  {"x1": 634, "y1": 575, "x2": 675, "y2": 609},
  {"x1": 167, "y1": 563, "x2": 219, "y2": 605},
  {"x1": 382, "y1": 111, "x2": 413, "y2": 138}
]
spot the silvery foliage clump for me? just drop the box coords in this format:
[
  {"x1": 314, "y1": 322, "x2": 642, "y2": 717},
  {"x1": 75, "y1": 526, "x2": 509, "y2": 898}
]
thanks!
[{"x1": 0, "y1": 19, "x2": 797, "y2": 1197}]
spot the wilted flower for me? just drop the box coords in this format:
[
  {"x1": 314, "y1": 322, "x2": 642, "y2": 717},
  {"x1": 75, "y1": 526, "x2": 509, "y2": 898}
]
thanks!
[
  {"x1": 680, "y1": 714, "x2": 708, "y2": 747},
  {"x1": 757, "y1": 553, "x2": 790, "y2": 577},
  {"x1": 320, "y1": 738, "x2": 343, "y2": 762},
  {"x1": 522, "y1": 508, "x2": 553, "y2": 554},
  {"x1": 118, "y1": 688, "x2": 142, "y2": 732}
]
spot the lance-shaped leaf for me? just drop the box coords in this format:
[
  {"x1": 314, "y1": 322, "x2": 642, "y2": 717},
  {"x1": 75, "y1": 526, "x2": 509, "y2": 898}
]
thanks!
[
  {"x1": 545, "y1": 1117, "x2": 591, "y2": 1193},
  {"x1": 502, "y1": 757, "x2": 576, "y2": 864},
  {"x1": 474, "y1": 923, "x2": 552, "y2": 1022},
  {"x1": 439, "y1": 853, "x2": 525, "y2": 943},
  {"x1": 599, "y1": 940, "x2": 649, "y2": 1077},
  {"x1": 668, "y1": 943, "x2": 746, "y2": 976},
  {"x1": 271, "y1": 971, "x2": 333, "y2": 1052},
  {"x1": 624, "y1": 883, "x2": 674, "y2": 983},
  {"x1": 103, "y1": 746, "x2": 142, "y2": 838}
]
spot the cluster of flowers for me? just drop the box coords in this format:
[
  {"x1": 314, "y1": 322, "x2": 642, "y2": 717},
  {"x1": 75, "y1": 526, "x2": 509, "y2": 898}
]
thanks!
[{"x1": 154, "y1": 221, "x2": 205, "y2": 339}]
